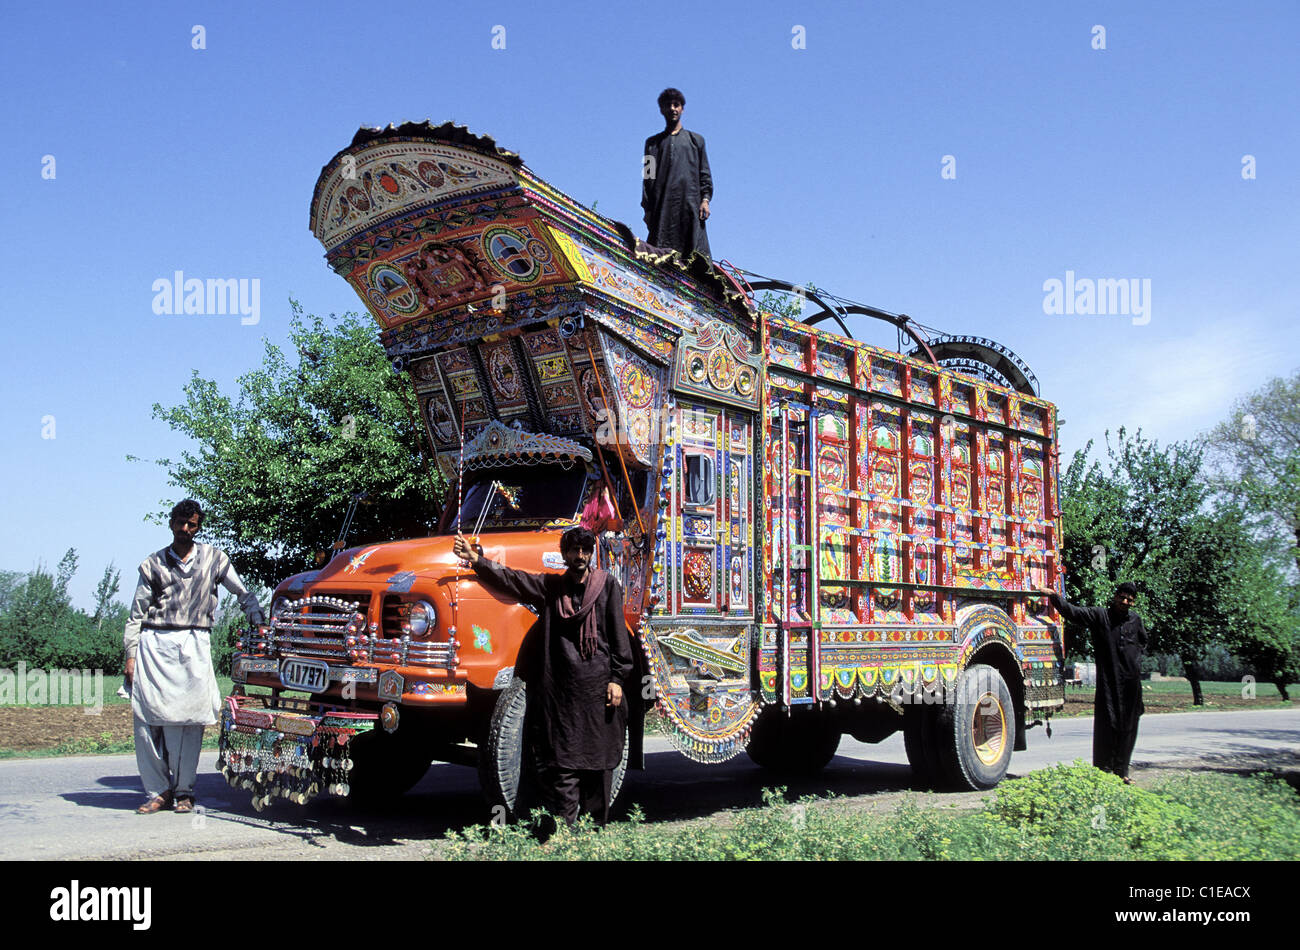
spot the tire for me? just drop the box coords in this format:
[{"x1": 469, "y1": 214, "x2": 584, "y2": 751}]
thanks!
[
  {"x1": 902, "y1": 703, "x2": 946, "y2": 789},
  {"x1": 346, "y1": 722, "x2": 434, "y2": 805},
  {"x1": 478, "y1": 678, "x2": 629, "y2": 821},
  {"x1": 745, "y1": 707, "x2": 842, "y2": 774},
  {"x1": 937, "y1": 663, "x2": 1015, "y2": 791}
]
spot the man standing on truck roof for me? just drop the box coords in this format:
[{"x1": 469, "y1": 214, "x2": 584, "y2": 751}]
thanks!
[
  {"x1": 454, "y1": 527, "x2": 632, "y2": 828},
  {"x1": 1037, "y1": 581, "x2": 1148, "y2": 784},
  {"x1": 642, "y1": 87, "x2": 713, "y2": 259},
  {"x1": 124, "y1": 499, "x2": 266, "y2": 814}
]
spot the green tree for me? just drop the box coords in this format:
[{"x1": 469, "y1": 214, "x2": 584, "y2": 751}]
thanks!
[
  {"x1": 0, "y1": 570, "x2": 24, "y2": 615},
  {"x1": 91, "y1": 561, "x2": 121, "y2": 629},
  {"x1": 0, "y1": 551, "x2": 124, "y2": 673},
  {"x1": 140, "y1": 304, "x2": 444, "y2": 589},
  {"x1": 1205, "y1": 370, "x2": 1300, "y2": 575},
  {"x1": 0, "y1": 550, "x2": 78, "y2": 669},
  {"x1": 1202, "y1": 372, "x2": 1300, "y2": 699},
  {"x1": 1212, "y1": 512, "x2": 1300, "y2": 700},
  {"x1": 1058, "y1": 430, "x2": 1228, "y2": 703}
]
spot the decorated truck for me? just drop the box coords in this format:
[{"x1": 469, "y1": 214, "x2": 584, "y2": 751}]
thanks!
[{"x1": 218, "y1": 122, "x2": 1067, "y2": 814}]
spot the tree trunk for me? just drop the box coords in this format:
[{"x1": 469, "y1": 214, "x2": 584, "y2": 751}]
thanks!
[
  {"x1": 1183, "y1": 658, "x2": 1204, "y2": 706},
  {"x1": 1275, "y1": 680, "x2": 1290, "y2": 702}
]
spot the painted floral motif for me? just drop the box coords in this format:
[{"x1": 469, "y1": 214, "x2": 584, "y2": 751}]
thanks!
[
  {"x1": 870, "y1": 456, "x2": 898, "y2": 495},
  {"x1": 487, "y1": 346, "x2": 522, "y2": 399},
  {"x1": 619, "y1": 362, "x2": 653, "y2": 409},
  {"x1": 952, "y1": 471, "x2": 971, "y2": 507},
  {"x1": 683, "y1": 550, "x2": 713, "y2": 599},
  {"x1": 707, "y1": 347, "x2": 737, "y2": 390},
  {"x1": 818, "y1": 446, "x2": 847, "y2": 489},
  {"x1": 909, "y1": 462, "x2": 933, "y2": 504}
]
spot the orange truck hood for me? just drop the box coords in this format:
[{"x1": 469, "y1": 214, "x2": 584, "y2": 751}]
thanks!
[{"x1": 290, "y1": 532, "x2": 573, "y2": 691}]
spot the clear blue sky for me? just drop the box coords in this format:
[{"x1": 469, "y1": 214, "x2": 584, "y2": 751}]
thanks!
[{"x1": 2, "y1": 0, "x2": 1297, "y2": 610}]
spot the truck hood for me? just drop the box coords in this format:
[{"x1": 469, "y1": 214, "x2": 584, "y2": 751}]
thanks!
[{"x1": 310, "y1": 533, "x2": 570, "y2": 586}]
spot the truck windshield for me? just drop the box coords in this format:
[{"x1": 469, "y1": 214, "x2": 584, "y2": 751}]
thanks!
[{"x1": 442, "y1": 465, "x2": 589, "y2": 533}]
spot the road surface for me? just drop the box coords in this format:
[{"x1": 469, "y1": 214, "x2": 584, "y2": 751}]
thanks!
[{"x1": 2, "y1": 707, "x2": 1296, "y2": 860}]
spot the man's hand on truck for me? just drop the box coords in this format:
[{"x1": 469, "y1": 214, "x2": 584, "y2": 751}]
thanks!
[{"x1": 452, "y1": 533, "x2": 480, "y2": 566}]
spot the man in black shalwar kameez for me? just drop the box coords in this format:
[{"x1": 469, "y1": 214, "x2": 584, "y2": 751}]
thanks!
[
  {"x1": 642, "y1": 87, "x2": 713, "y2": 258},
  {"x1": 454, "y1": 527, "x2": 632, "y2": 826},
  {"x1": 1039, "y1": 581, "x2": 1148, "y2": 782}
]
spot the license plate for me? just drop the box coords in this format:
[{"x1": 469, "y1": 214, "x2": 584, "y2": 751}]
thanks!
[{"x1": 280, "y1": 658, "x2": 330, "y2": 692}]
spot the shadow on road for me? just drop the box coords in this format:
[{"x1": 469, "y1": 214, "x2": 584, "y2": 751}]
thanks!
[{"x1": 60, "y1": 750, "x2": 930, "y2": 847}]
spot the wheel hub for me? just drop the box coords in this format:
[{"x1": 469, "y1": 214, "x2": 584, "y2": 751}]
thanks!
[{"x1": 971, "y1": 693, "x2": 1007, "y2": 766}]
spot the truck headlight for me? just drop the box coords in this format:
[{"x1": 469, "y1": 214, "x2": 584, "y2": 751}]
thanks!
[{"x1": 407, "y1": 600, "x2": 437, "y2": 637}]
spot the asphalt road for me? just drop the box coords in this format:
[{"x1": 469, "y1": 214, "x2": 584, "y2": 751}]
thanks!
[{"x1": 2, "y1": 707, "x2": 1296, "y2": 860}]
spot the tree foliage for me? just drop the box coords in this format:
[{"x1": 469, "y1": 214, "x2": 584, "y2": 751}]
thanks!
[
  {"x1": 142, "y1": 304, "x2": 444, "y2": 589},
  {"x1": 1060, "y1": 430, "x2": 1226, "y2": 697},
  {"x1": 1204, "y1": 369, "x2": 1300, "y2": 576},
  {"x1": 1059, "y1": 426, "x2": 1297, "y2": 699},
  {"x1": 0, "y1": 551, "x2": 126, "y2": 673}
]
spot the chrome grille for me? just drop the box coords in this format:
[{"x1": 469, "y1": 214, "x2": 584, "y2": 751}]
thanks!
[{"x1": 267, "y1": 594, "x2": 367, "y2": 659}]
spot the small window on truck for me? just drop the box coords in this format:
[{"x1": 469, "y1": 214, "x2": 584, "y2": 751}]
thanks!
[{"x1": 684, "y1": 452, "x2": 715, "y2": 506}]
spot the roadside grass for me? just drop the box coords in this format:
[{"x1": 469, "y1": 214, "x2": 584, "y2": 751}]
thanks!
[
  {"x1": 437, "y1": 762, "x2": 1300, "y2": 861},
  {"x1": 1057, "y1": 679, "x2": 1291, "y2": 717}
]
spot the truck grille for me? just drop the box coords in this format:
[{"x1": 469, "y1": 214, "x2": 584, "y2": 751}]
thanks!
[
  {"x1": 267, "y1": 593, "x2": 369, "y2": 660},
  {"x1": 257, "y1": 592, "x2": 458, "y2": 671}
]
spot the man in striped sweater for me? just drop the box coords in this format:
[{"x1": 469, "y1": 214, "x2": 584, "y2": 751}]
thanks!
[{"x1": 124, "y1": 500, "x2": 265, "y2": 814}]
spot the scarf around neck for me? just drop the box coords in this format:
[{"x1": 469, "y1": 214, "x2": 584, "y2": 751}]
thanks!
[{"x1": 556, "y1": 569, "x2": 608, "y2": 659}]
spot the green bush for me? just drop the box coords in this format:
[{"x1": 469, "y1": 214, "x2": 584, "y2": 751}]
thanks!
[
  {"x1": 1152, "y1": 771, "x2": 1300, "y2": 860},
  {"x1": 979, "y1": 760, "x2": 1198, "y2": 859},
  {"x1": 435, "y1": 763, "x2": 1300, "y2": 861}
]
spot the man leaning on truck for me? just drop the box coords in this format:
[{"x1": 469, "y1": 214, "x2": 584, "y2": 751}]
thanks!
[
  {"x1": 454, "y1": 527, "x2": 633, "y2": 829},
  {"x1": 1037, "y1": 581, "x2": 1147, "y2": 783},
  {"x1": 124, "y1": 499, "x2": 266, "y2": 814}
]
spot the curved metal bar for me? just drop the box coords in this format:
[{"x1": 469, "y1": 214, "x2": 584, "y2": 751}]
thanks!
[
  {"x1": 747, "y1": 280, "x2": 854, "y2": 339},
  {"x1": 836, "y1": 305, "x2": 939, "y2": 366},
  {"x1": 747, "y1": 278, "x2": 941, "y2": 366}
]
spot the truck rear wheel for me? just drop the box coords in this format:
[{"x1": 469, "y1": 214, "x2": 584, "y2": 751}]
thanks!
[
  {"x1": 903, "y1": 703, "x2": 946, "y2": 788},
  {"x1": 938, "y1": 663, "x2": 1015, "y2": 790},
  {"x1": 479, "y1": 678, "x2": 628, "y2": 821},
  {"x1": 745, "y1": 707, "x2": 841, "y2": 774}
]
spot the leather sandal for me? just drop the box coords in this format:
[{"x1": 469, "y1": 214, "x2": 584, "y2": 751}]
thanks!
[
  {"x1": 174, "y1": 797, "x2": 195, "y2": 814},
  {"x1": 136, "y1": 793, "x2": 173, "y2": 814}
]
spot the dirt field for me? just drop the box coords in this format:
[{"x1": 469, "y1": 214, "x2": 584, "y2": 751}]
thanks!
[{"x1": 0, "y1": 703, "x2": 137, "y2": 752}]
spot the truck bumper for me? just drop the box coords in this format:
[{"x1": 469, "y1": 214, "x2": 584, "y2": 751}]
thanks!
[{"x1": 217, "y1": 696, "x2": 377, "y2": 810}]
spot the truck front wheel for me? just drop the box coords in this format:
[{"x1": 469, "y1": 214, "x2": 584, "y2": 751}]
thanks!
[
  {"x1": 346, "y1": 723, "x2": 434, "y2": 805},
  {"x1": 479, "y1": 678, "x2": 628, "y2": 821}
]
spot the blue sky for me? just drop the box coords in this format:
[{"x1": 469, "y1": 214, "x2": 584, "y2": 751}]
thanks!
[{"x1": 2, "y1": 0, "x2": 1296, "y2": 610}]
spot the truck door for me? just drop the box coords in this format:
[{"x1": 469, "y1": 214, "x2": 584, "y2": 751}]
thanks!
[{"x1": 673, "y1": 401, "x2": 753, "y2": 616}]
